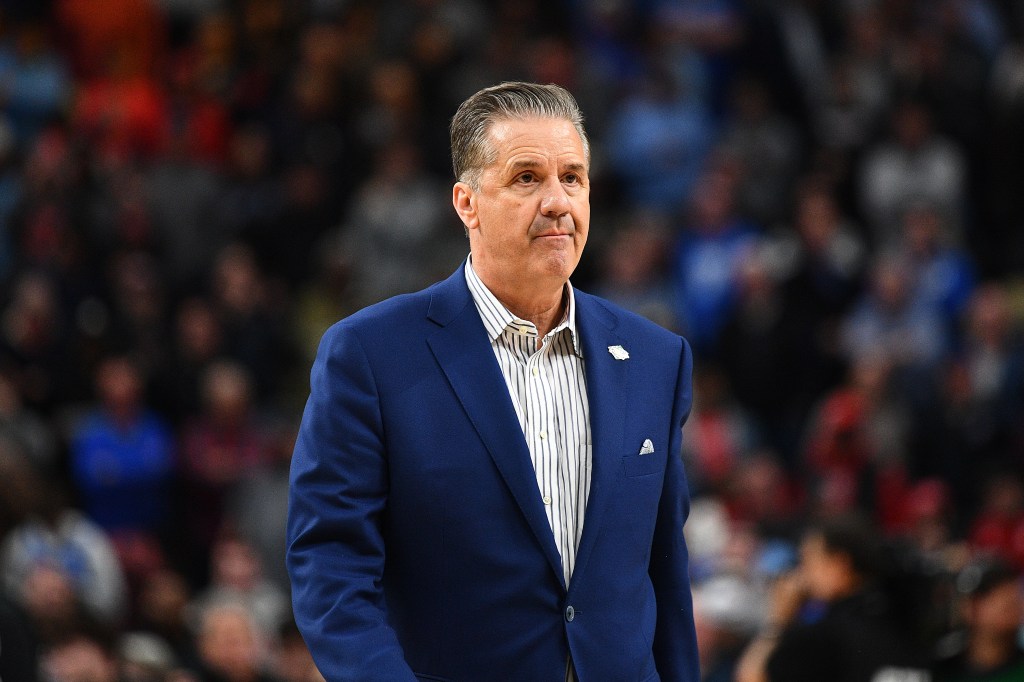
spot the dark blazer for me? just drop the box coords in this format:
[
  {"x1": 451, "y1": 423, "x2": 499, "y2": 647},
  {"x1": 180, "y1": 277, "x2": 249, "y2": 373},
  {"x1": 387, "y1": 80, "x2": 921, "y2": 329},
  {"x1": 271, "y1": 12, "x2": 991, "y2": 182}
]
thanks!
[{"x1": 287, "y1": 266, "x2": 699, "y2": 682}]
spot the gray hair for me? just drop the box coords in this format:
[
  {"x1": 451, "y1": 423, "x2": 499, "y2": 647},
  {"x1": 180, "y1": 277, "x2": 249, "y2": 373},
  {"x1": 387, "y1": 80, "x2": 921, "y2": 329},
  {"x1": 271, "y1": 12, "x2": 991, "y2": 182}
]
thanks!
[{"x1": 450, "y1": 81, "x2": 590, "y2": 189}]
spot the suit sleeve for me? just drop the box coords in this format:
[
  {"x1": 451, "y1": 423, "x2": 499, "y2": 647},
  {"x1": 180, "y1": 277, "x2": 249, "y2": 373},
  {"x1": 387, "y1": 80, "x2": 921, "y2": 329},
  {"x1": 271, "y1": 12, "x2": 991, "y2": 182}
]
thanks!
[
  {"x1": 650, "y1": 336, "x2": 700, "y2": 682},
  {"x1": 286, "y1": 322, "x2": 418, "y2": 681}
]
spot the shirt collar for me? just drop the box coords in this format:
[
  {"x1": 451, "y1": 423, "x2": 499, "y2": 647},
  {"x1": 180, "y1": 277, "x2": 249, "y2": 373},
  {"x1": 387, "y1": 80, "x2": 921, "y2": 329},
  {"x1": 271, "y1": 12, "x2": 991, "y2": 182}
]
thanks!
[{"x1": 464, "y1": 257, "x2": 582, "y2": 357}]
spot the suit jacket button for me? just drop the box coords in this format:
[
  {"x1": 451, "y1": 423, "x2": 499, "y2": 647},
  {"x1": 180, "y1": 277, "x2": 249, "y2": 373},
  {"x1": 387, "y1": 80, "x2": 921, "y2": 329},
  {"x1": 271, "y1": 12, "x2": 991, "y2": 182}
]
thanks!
[{"x1": 565, "y1": 605, "x2": 575, "y2": 622}]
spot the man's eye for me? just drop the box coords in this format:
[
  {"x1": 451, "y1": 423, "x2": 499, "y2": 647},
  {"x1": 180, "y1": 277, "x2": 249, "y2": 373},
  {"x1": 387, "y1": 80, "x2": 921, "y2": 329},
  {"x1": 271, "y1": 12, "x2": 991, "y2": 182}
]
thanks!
[
  {"x1": 563, "y1": 173, "x2": 579, "y2": 184},
  {"x1": 517, "y1": 172, "x2": 536, "y2": 184}
]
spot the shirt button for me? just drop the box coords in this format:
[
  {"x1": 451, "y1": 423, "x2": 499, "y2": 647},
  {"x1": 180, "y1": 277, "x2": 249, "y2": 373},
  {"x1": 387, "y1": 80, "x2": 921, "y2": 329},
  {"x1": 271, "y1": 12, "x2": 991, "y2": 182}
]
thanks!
[
  {"x1": 565, "y1": 605, "x2": 575, "y2": 622},
  {"x1": 543, "y1": 495, "x2": 551, "y2": 505},
  {"x1": 532, "y1": 367, "x2": 538, "y2": 376},
  {"x1": 539, "y1": 431, "x2": 547, "y2": 440}
]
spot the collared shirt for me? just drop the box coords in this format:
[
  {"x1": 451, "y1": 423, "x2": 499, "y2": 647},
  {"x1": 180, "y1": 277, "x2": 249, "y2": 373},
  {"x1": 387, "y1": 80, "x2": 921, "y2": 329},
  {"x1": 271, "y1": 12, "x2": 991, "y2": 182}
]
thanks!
[{"x1": 465, "y1": 259, "x2": 593, "y2": 588}]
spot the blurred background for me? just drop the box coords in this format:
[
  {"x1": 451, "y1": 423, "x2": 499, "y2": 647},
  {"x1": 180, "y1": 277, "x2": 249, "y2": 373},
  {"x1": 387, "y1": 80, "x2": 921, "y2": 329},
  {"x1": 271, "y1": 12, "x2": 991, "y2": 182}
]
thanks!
[{"x1": 0, "y1": 0, "x2": 1024, "y2": 680}]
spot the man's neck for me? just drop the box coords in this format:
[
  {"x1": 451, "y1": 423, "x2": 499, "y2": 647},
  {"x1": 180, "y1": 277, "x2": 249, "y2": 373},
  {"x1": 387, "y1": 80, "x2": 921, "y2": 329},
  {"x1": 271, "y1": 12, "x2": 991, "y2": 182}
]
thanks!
[
  {"x1": 500, "y1": 289, "x2": 566, "y2": 339},
  {"x1": 471, "y1": 260, "x2": 568, "y2": 338}
]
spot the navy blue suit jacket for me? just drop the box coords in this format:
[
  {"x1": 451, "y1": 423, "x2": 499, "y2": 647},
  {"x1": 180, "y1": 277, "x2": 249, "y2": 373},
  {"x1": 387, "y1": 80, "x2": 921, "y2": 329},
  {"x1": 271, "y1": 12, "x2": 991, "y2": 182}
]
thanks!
[{"x1": 287, "y1": 266, "x2": 699, "y2": 681}]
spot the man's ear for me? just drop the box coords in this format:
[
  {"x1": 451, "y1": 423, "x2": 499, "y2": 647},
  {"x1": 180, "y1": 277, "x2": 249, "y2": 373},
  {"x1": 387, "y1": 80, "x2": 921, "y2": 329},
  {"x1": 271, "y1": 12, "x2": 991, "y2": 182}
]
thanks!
[{"x1": 452, "y1": 182, "x2": 479, "y2": 232}]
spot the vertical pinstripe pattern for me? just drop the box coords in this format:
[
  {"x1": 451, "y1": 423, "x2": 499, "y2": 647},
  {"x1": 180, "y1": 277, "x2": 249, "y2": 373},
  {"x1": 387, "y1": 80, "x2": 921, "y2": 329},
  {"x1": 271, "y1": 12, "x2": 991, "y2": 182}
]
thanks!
[{"x1": 465, "y1": 260, "x2": 592, "y2": 588}]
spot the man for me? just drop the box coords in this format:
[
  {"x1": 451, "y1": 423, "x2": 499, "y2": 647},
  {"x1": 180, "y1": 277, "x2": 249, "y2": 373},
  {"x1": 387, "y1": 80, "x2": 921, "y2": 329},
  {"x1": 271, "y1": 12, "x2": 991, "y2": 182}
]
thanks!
[
  {"x1": 736, "y1": 516, "x2": 931, "y2": 682},
  {"x1": 287, "y1": 82, "x2": 698, "y2": 681},
  {"x1": 933, "y1": 559, "x2": 1024, "y2": 681}
]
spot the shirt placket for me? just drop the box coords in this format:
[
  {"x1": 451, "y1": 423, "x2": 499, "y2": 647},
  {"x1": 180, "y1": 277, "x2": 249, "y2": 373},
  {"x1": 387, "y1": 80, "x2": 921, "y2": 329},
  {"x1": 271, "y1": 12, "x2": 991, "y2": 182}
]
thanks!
[{"x1": 536, "y1": 337, "x2": 572, "y2": 585}]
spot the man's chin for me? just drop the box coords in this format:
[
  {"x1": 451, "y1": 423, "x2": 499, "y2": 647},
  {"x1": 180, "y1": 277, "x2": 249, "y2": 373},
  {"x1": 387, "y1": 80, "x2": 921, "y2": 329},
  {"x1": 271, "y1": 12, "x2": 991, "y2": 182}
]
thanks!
[{"x1": 536, "y1": 251, "x2": 580, "y2": 282}]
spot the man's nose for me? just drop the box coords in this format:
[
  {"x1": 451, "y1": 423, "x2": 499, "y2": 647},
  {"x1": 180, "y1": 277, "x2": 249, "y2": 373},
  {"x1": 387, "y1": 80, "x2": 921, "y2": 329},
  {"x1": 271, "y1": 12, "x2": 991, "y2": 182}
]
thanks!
[{"x1": 539, "y1": 178, "x2": 571, "y2": 217}]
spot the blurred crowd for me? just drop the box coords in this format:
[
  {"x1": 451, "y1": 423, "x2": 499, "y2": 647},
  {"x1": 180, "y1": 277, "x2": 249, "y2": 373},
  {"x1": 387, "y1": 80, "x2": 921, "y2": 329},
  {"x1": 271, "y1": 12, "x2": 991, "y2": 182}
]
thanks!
[{"x1": 1, "y1": 0, "x2": 1024, "y2": 680}]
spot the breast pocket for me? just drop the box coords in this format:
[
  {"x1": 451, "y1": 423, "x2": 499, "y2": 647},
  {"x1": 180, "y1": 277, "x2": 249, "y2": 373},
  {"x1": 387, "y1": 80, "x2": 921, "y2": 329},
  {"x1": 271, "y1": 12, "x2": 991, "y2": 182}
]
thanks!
[{"x1": 622, "y1": 452, "x2": 664, "y2": 478}]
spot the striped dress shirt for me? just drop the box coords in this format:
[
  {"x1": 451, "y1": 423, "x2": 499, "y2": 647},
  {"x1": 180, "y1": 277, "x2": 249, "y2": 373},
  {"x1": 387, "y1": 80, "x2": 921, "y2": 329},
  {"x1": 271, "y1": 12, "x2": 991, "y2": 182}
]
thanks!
[{"x1": 464, "y1": 259, "x2": 593, "y2": 588}]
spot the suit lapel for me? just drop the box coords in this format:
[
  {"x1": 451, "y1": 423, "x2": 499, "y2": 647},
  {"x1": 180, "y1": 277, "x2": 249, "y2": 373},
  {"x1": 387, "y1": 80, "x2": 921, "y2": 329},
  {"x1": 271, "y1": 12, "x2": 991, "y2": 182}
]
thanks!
[
  {"x1": 570, "y1": 292, "x2": 629, "y2": 588},
  {"x1": 426, "y1": 271, "x2": 566, "y2": 587}
]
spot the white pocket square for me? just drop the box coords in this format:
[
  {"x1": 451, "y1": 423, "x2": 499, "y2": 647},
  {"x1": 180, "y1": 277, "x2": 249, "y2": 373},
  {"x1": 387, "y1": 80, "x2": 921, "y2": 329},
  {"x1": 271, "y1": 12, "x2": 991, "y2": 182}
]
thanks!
[{"x1": 639, "y1": 438, "x2": 654, "y2": 455}]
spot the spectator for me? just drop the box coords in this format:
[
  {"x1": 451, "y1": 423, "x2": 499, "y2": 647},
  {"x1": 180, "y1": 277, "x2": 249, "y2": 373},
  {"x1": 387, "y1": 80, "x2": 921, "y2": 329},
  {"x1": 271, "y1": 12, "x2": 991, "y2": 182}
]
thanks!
[
  {"x1": 800, "y1": 376, "x2": 878, "y2": 519},
  {"x1": 967, "y1": 475, "x2": 1024, "y2": 570},
  {"x1": 337, "y1": 137, "x2": 460, "y2": 308},
  {"x1": 858, "y1": 98, "x2": 967, "y2": 245},
  {"x1": 812, "y1": 7, "x2": 893, "y2": 152},
  {"x1": 671, "y1": 163, "x2": 760, "y2": 356},
  {"x1": 0, "y1": 270, "x2": 75, "y2": 413},
  {"x1": 0, "y1": 478, "x2": 128, "y2": 629},
  {"x1": 719, "y1": 79, "x2": 801, "y2": 225},
  {"x1": 192, "y1": 600, "x2": 281, "y2": 682},
  {"x1": 897, "y1": 202, "x2": 975, "y2": 324},
  {"x1": 43, "y1": 632, "x2": 121, "y2": 682},
  {"x1": 351, "y1": 59, "x2": 424, "y2": 158},
  {"x1": 842, "y1": 252, "x2": 950, "y2": 372},
  {"x1": 262, "y1": 162, "x2": 337, "y2": 288},
  {"x1": 17, "y1": 563, "x2": 89, "y2": 648},
  {"x1": 143, "y1": 127, "x2": 225, "y2": 292},
  {"x1": 606, "y1": 63, "x2": 716, "y2": 213},
  {"x1": 0, "y1": 19, "x2": 71, "y2": 146},
  {"x1": 934, "y1": 559, "x2": 1024, "y2": 680},
  {"x1": 135, "y1": 568, "x2": 198, "y2": 669},
  {"x1": 800, "y1": 353, "x2": 916, "y2": 521},
  {"x1": 213, "y1": 126, "x2": 283, "y2": 253},
  {"x1": 915, "y1": 285, "x2": 1024, "y2": 509},
  {"x1": 69, "y1": 355, "x2": 174, "y2": 540},
  {"x1": 157, "y1": 297, "x2": 224, "y2": 424},
  {"x1": 179, "y1": 361, "x2": 268, "y2": 584},
  {"x1": 768, "y1": 179, "x2": 866, "y2": 443},
  {"x1": 736, "y1": 515, "x2": 931, "y2": 682},
  {"x1": 0, "y1": 368, "x2": 57, "y2": 474},
  {"x1": 225, "y1": 426, "x2": 294, "y2": 592},
  {"x1": 717, "y1": 244, "x2": 803, "y2": 456},
  {"x1": 593, "y1": 211, "x2": 679, "y2": 332},
  {"x1": 209, "y1": 244, "x2": 292, "y2": 400},
  {"x1": 191, "y1": 536, "x2": 289, "y2": 638},
  {"x1": 107, "y1": 252, "x2": 172, "y2": 372}
]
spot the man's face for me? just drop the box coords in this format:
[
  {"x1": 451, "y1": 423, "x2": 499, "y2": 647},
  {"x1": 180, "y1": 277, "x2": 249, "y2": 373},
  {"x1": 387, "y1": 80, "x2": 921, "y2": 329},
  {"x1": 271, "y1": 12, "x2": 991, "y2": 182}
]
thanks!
[
  {"x1": 800, "y1": 534, "x2": 853, "y2": 602},
  {"x1": 969, "y1": 581, "x2": 1023, "y2": 637},
  {"x1": 454, "y1": 116, "x2": 589, "y2": 297}
]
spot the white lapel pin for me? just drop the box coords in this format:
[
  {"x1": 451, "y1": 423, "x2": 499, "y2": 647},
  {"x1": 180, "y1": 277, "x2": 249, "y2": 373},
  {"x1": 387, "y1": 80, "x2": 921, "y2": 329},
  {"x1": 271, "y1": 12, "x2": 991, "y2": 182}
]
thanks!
[
  {"x1": 608, "y1": 345, "x2": 629, "y2": 360},
  {"x1": 639, "y1": 439, "x2": 655, "y2": 455}
]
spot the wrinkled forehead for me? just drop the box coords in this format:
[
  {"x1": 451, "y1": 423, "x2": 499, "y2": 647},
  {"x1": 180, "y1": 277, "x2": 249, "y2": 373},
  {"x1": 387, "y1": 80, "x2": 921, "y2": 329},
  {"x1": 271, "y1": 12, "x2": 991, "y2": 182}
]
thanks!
[{"x1": 481, "y1": 114, "x2": 590, "y2": 166}]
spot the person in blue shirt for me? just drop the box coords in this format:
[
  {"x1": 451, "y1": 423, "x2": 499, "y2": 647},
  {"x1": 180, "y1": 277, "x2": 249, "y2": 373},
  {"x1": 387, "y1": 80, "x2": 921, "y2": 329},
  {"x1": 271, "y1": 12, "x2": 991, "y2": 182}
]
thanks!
[{"x1": 70, "y1": 355, "x2": 174, "y2": 537}]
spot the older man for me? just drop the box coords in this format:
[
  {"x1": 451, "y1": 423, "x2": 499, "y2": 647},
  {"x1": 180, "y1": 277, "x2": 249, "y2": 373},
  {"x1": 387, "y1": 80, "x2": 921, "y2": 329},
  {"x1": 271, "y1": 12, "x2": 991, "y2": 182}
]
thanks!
[{"x1": 287, "y1": 82, "x2": 698, "y2": 681}]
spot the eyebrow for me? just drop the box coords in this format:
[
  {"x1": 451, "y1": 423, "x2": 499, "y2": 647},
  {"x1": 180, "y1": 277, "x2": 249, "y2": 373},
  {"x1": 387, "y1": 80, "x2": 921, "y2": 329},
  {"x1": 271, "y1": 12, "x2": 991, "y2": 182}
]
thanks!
[{"x1": 507, "y1": 160, "x2": 588, "y2": 174}]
